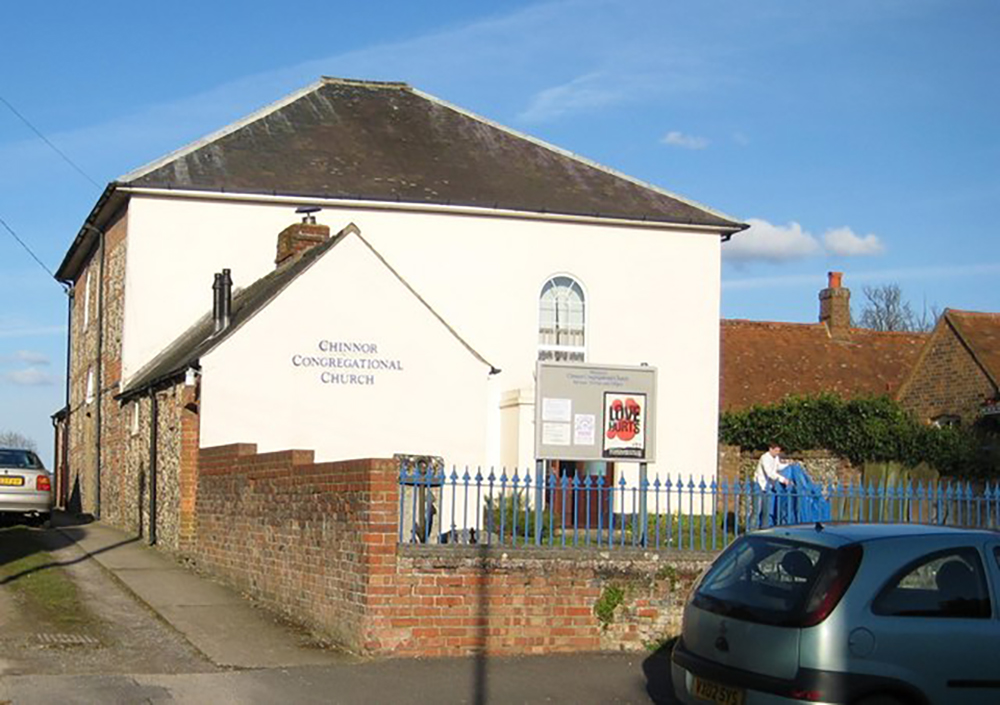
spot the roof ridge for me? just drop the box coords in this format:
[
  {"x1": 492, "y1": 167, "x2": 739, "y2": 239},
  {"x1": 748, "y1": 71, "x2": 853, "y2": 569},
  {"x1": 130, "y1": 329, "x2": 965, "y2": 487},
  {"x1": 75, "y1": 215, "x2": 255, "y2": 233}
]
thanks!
[
  {"x1": 722, "y1": 319, "x2": 825, "y2": 328},
  {"x1": 945, "y1": 308, "x2": 1000, "y2": 318},
  {"x1": 320, "y1": 76, "x2": 410, "y2": 89}
]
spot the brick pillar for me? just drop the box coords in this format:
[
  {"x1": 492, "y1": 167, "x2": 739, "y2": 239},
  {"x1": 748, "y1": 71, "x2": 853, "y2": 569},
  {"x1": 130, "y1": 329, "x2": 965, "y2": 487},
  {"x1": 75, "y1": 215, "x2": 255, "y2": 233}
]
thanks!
[
  {"x1": 178, "y1": 382, "x2": 201, "y2": 551},
  {"x1": 360, "y1": 459, "x2": 403, "y2": 652}
]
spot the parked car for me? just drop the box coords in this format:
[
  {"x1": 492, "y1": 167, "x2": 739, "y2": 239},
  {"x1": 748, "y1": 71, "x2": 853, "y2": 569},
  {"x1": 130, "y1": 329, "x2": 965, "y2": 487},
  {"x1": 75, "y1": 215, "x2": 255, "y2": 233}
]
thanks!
[
  {"x1": 0, "y1": 447, "x2": 52, "y2": 525},
  {"x1": 671, "y1": 523, "x2": 1000, "y2": 705}
]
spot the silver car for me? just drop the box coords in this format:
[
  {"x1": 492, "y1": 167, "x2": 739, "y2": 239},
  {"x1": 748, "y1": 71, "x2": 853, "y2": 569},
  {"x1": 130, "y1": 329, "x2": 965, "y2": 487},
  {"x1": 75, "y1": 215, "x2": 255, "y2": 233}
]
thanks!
[
  {"x1": 0, "y1": 447, "x2": 52, "y2": 524},
  {"x1": 671, "y1": 523, "x2": 1000, "y2": 705}
]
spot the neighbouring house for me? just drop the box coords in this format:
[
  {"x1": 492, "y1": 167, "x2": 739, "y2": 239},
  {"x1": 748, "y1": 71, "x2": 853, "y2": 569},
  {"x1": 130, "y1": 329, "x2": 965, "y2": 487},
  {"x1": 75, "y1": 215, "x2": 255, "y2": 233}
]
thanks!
[
  {"x1": 52, "y1": 77, "x2": 746, "y2": 550},
  {"x1": 896, "y1": 309, "x2": 1000, "y2": 434},
  {"x1": 718, "y1": 272, "x2": 929, "y2": 486},
  {"x1": 720, "y1": 272, "x2": 929, "y2": 412}
]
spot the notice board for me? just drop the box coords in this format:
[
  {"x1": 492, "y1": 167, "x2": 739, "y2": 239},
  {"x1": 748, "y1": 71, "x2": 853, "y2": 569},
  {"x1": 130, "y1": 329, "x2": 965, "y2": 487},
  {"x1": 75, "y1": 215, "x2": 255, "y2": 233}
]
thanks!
[{"x1": 534, "y1": 362, "x2": 657, "y2": 462}]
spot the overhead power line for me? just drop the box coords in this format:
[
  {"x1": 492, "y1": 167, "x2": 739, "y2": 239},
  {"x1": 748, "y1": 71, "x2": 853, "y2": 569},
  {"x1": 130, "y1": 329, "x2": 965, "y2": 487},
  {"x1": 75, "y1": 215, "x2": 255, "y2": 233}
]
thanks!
[
  {"x1": 0, "y1": 93, "x2": 101, "y2": 188},
  {"x1": 0, "y1": 214, "x2": 58, "y2": 281}
]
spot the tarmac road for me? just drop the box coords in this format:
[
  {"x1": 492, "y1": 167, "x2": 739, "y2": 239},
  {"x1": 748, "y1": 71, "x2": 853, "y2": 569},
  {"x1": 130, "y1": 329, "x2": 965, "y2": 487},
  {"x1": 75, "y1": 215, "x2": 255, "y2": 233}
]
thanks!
[{"x1": 0, "y1": 514, "x2": 679, "y2": 704}]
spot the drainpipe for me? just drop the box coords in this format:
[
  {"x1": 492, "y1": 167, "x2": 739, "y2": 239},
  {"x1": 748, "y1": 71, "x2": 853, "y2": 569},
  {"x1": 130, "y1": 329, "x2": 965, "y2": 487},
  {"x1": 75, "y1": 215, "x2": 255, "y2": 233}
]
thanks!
[
  {"x1": 149, "y1": 389, "x2": 158, "y2": 545},
  {"x1": 82, "y1": 223, "x2": 106, "y2": 519},
  {"x1": 62, "y1": 286, "x2": 74, "y2": 508}
]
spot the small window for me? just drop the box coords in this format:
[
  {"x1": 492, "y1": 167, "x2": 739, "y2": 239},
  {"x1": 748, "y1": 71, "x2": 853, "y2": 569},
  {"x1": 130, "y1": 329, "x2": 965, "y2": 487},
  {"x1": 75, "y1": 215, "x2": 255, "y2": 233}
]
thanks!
[
  {"x1": 538, "y1": 275, "x2": 585, "y2": 362},
  {"x1": 873, "y1": 548, "x2": 991, "y2": 619},
  {"x1": 85, "y1": 367, "x2": 95, "y2": 404},
  {"x1": 130, "y1": 402, "x2": 140, "y2": 436},
  {"x1": 931, "y1": 415, "x2": 960, "y2": 429}
]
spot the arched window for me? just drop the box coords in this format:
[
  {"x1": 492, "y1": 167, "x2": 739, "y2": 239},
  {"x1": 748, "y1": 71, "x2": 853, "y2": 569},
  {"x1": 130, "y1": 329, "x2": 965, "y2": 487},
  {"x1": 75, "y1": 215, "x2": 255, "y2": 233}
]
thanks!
[{"x1": 538, "y1": 275, "x2": 585, "y2": 362}]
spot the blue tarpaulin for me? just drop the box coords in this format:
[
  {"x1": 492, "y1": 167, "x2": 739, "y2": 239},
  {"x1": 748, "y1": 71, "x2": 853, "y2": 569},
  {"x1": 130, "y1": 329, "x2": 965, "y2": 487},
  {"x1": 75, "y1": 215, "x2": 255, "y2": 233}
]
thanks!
[{"x1": 764, "y1": 463, "x2": 832, "y2": 526}]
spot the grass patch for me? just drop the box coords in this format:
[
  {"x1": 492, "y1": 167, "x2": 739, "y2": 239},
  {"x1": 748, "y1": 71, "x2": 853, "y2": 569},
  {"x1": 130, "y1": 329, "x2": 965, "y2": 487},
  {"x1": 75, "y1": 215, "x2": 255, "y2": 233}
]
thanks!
[{"x1": 0, "y1": 526, "x2": 95, "y2": 631}]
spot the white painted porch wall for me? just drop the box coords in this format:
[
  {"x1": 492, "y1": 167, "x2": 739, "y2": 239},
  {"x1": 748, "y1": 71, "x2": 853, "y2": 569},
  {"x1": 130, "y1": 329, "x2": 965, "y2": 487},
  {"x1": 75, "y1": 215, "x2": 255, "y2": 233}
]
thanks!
[
  {"x1": 123, "y1": 195, "x2": 722, "y2": 479},
  {"x1": 198, "y1": 232, "x2": 491, "y2": 466}
]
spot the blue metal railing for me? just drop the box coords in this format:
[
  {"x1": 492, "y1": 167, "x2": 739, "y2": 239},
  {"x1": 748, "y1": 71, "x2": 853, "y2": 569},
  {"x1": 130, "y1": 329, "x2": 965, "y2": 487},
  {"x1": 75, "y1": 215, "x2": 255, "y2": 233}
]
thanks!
[{"x1": 398, "y1": 465, "x2": 1000, "y2": 551}]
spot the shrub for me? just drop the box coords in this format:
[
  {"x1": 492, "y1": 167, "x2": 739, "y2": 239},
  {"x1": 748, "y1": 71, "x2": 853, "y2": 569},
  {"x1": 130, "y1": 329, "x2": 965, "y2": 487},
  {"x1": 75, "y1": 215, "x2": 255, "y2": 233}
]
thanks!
[{"x1": 720, "y1": 393, "x2": 989, "y2": 477}]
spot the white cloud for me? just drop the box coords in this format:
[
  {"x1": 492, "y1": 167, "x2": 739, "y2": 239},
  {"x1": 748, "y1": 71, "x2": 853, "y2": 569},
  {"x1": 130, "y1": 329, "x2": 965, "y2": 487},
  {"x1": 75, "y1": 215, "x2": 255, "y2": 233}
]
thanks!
[
  {"x1": 4, "y1": 367, "x2": 59, "y2": 387},
  {"x1": 516, "y1": 72, "x2": 624, "y2": 123},
  {"x1": 723, "y1": 219, "x2": 821, "y2": 263},
  {"x1": 661, "y1": 131, "x2": 710, "y2": 150},
  {"x1": 823, "y1": 226, "x2": 885, "y2": 256},
  {"x1": 14, "y1": 350, "x2": 50, "y2": 365},
  {"x1": 724, "y1": 219, "x2": 885, "y2": 263}
]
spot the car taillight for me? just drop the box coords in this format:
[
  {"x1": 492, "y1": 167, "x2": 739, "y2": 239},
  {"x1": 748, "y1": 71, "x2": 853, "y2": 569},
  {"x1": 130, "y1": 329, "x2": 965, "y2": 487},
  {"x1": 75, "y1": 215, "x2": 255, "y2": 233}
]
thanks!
[
  {"x1": 36, "y1": 475, "x2": 51, "y2": 492},
  {"x1": 799, "y1": 544, "x2": 863, "y2": 627}
]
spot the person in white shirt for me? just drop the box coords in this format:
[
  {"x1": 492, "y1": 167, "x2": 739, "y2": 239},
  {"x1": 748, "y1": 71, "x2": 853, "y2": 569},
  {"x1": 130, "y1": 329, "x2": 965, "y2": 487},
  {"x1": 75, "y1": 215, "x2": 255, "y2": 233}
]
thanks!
[{"x1": 754, "y1": 443, "x2": 791, "y2": 527}]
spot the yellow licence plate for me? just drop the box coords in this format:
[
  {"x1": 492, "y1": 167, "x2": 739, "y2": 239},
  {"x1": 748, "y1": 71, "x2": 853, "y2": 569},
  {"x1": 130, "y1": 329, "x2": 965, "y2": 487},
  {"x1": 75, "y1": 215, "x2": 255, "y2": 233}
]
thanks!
[
  {"x1": 0, "y1": 476, "x2": 25, "y2": 486},
  {"x1": 693, "y1": 676, "x2": 745, "y2": 705}
]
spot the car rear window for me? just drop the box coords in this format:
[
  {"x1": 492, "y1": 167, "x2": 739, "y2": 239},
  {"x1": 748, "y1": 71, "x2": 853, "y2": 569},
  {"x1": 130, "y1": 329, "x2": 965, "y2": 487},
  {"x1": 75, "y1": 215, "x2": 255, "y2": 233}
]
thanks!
[
  {"x1": 0, "y1": 449, "x2": 43, "y2": 469},
  {"x1": 692, "y1": 535, "x2": 837, "y2": 627}
]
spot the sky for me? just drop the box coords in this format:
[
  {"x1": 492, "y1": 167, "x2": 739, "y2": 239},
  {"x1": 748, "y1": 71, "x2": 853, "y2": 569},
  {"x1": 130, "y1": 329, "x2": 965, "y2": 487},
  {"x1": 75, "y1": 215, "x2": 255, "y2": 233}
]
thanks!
[{"x1": 1, "y1": 0, "x2": 998, "y2": 464}]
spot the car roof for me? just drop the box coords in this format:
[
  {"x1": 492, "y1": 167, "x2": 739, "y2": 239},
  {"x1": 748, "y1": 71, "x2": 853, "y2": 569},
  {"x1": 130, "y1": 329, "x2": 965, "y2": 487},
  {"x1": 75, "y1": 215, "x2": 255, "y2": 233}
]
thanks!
[{"x1": 753, "y1": 522, "x2": 998, "y2": 548}]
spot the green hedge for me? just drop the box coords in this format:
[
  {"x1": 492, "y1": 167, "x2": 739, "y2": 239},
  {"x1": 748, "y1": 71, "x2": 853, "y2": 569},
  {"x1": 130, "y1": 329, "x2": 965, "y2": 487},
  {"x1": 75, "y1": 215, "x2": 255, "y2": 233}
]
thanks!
[{"x1": 719, "y1": 394, "x2": 986, "y2": 477}]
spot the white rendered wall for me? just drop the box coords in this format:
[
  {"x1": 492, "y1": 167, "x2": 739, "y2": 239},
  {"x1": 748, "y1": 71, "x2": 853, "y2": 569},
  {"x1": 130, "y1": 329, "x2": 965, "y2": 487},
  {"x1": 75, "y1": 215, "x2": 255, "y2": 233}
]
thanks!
[
  {"x1": 198, "y1": 232, "x2": 491, "y2": 467},
  {"x1": 123, "y1": 194, "x2": 722, "y2": 480}
]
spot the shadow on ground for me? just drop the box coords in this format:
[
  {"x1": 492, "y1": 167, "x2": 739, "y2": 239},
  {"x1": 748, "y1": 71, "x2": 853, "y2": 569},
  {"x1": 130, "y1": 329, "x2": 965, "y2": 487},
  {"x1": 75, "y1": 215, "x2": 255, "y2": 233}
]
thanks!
[
  {"x1": 643, "y1": 636, "x2": 680, "y2": 704},
  {"x1": 0, "y1": 512, "x2": 135, "y2": 586}
]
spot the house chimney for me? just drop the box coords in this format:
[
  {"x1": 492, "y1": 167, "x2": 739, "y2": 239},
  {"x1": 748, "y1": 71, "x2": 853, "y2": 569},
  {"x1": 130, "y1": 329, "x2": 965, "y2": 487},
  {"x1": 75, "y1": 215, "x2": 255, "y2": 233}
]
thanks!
[
  {"x1": 212, "y1": 268, "x2": 232, "y2": 334},
  {"x1": 275, "y1": 207, "x2": 330, "y2": 267},
  {"x1": 819, "y1": 270, "x2": 851, "y2": 338}
]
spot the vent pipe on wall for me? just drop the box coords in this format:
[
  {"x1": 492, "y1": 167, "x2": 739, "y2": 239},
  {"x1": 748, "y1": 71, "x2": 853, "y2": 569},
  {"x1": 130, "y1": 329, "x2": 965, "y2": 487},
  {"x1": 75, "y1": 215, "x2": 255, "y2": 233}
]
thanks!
[{"x1": 212, "y1": 268, "x2": 232, "y2": 334}]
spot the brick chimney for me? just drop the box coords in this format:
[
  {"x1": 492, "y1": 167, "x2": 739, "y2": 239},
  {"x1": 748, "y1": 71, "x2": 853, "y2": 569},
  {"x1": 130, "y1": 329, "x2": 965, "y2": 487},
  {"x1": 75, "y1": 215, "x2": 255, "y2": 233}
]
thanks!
[
  {"x1": 819, "y1": 271, "x2": 851, "y2": 338},
  {"x1": 275, "y1": 209, "x2": 330, "y2": 267}
]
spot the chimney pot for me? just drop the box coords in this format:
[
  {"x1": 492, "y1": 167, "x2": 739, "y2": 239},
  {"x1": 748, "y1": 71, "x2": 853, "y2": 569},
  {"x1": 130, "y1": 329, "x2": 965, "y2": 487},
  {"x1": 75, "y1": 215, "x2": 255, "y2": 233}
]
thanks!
[{"x1": 828, "y1": 271, "x2": 843, "y2": 289}]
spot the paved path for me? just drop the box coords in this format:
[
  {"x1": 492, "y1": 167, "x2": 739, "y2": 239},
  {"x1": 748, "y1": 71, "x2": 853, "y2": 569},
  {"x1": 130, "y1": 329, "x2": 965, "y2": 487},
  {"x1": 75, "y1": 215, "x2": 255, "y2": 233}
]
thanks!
[{"x1": 49, "y1": 514, "x2": 349, "y2": 669}]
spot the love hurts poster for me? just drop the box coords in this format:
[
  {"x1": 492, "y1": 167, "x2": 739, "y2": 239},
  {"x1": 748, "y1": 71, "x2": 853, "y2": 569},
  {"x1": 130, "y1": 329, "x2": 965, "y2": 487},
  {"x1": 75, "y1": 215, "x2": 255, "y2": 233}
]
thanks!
[{"x1": 603, "y1": 393, "x2": 646, "y2": 459}]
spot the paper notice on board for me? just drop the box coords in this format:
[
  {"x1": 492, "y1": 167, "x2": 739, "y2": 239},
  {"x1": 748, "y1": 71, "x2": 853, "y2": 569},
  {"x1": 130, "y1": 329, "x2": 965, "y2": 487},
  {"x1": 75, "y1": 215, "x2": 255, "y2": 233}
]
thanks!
[
  {"x1": 542, "y1": 422, "x2": 571, "y2": 446},
  {"x1": 573, "y1": 414, "x2": 596, "y2": 446},
  {"x1": 541, "y1": 397, "x2": 572, "y2": 422}
]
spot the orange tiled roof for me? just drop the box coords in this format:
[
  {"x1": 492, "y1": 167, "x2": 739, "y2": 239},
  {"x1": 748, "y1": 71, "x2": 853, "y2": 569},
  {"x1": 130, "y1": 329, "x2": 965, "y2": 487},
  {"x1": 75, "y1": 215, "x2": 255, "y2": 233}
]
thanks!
[
  {"x1": 721, "y1": 319, "x2": 928, "y2": 411},
  {"x1": 946, "y1": 309, "x2": 1000, "y2": 387}
]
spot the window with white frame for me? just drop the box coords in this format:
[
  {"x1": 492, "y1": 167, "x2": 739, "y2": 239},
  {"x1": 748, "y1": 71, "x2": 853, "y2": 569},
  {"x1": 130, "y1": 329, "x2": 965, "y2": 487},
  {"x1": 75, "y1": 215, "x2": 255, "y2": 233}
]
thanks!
[
  {"x1": 538, "y1": 275, "x2": 586, "y2": 362},
  {"x1": 85, "y1": 367, "x2": 95, "y2": 404},
  {"x1": 130, "y1": 401, "x2": 140, "y2": 436}
]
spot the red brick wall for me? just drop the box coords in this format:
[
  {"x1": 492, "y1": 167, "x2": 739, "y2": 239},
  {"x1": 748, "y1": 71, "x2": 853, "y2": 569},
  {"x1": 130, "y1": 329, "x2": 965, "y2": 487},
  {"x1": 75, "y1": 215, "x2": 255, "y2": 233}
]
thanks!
[
  {"x1": 192, "y1": 444, "x2": 713, "y2": 657},
  {"x1": 898, "y1": 322, "x2": 996, "y2": 425}
]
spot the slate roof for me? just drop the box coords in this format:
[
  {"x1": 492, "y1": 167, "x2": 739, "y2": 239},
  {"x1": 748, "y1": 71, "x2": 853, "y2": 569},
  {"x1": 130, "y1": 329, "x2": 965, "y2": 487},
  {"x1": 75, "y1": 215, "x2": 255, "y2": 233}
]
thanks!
[
  {"x1": 121, "y1": 78, "x2": 743, "y2": 229},
  {"x1": 720, "y1": 319, "x2": 928, "y2": 411},
  {"x1": 941, "y1": 309, "x2": 1000, "y2": 386}
]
